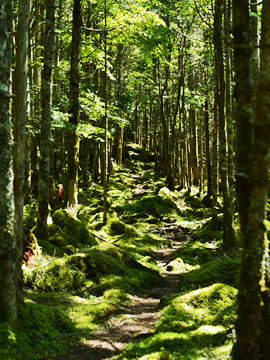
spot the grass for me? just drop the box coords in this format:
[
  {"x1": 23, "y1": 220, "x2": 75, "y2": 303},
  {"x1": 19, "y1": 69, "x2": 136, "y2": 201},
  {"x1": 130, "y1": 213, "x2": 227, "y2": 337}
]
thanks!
[{"x1": 4, "y1": 143, "x2": 240, "y2": 360}]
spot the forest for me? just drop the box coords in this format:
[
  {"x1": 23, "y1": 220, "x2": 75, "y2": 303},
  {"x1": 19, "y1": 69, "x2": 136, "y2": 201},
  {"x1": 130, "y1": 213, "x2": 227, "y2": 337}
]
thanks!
[{"x1": 0, "y1": 0, "x2": 269, "y2": 359}]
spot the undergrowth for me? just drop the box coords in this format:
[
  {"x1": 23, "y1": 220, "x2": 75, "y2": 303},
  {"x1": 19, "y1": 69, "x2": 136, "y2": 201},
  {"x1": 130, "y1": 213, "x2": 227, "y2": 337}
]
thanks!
[{"x1": 1, "y1": 143, "x2": 240, "y2": 360}]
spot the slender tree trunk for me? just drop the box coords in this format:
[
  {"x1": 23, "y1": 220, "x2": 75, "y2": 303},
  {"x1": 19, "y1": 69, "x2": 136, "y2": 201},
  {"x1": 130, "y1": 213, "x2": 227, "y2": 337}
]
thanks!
[
  {"x1": 66, "y1": 0, "x2": 82, "y2": 212},
  {"x1": 224, "y1": 0, "x2": 235, "y2": 222},
  {"x1": 103, "y1": 0, "x2": 109, "y2": 223},
  {"x1": 204, "y1": 97, "x2": 212, "y2": 198},
  {"x1": 13, "y1": 0, "x2": 30, "y2": 303},
  {"x1": 233, "y1": 0, "x2": 253, "y2": 233},
  {"x1": 36, "y1": 0, "x2": 55, "y2": 240},
  {"x1": 215, "y1": 0, "x2": 236, "y2": 248},
  {"x1": 0, "y1": 0, "x2": 17, "y2": 326},
  {"x1": 211, "y1": 85, "x2": 218, "y2": 230}
]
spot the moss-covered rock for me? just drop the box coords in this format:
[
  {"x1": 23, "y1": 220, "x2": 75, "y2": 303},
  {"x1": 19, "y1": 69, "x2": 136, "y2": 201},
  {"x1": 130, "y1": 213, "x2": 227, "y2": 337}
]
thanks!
[
  {"x1": 49, "y1": 209, "x2": 98, "y2": 248},
  {"x1": 109, "y1": 218, "x2": 127, "y2": 235}
]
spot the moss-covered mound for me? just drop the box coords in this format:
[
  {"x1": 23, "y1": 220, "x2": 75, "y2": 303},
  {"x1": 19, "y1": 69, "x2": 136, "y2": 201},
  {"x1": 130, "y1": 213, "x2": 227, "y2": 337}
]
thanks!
[
  {"x1": 156, "y1": 283, "x2": 237, "y2": 333},
  {"x1": 23, "y1": 257, "x2": 85, "y2": 292},
  {"x1": 118, "y1": 194, "x2": 181, "y2": 223},
  {"x1": 117, "y1": 284, "x2": 236, "y2": 360},
  {"x1": 171, "y1": 241, "x2": 219, "y2": 267},
  {"x1": 0, "y1": 298, "x2": 75, "y2": 360},
  {"x1": 80, "y1": 243, "x2": 168, "y2": 296},
  {"x1": 47, "y1": 209, "x2": 98, "y2": 251},
  {"x1": 179, "y1": 258, "x2": 239, "y2": 291},
  {"x1": 193, "y1": 214, "x2": 223, "y2": 242}
]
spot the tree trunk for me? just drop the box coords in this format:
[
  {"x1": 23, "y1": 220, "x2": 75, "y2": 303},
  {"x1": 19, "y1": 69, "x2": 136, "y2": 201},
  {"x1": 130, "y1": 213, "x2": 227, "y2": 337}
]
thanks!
[
  {"x1": 214, "y1": 0, "x2": 236, "y2": 248},
  {"x1": 233, "y1": 0, "x2": 253, "y2": 233},
  {"x1": 36, "y1": 0, "x2": 55, "y2": 240},
  {"x1": 13, "y1": 0, "x2": 30, "y2": 303},
  {"x1": 66, "y1": 0, "x2": 82, "y2": 213},
  {"x1": 211, "y1": 85, "x2": 218, "y2": 230},
  {"x1": 0, "y1": 0, "x2": 17, "y2": 325}
]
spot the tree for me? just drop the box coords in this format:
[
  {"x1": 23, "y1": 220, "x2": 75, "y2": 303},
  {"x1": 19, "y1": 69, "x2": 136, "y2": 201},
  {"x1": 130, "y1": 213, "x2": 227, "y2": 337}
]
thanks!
[
  {"x1": 0, "y1": 0, "x2": 17, "y2": 324},
  {"x1": 66, "y1": 0, "x2": 82, "y2": 212},
  {"x1": 36, "y1": 0, "x2": 55, "y2": 240},
  {"x1": 13, "y1": 0, "x2": 30, "y2": 303},
  {"x1": 214, "y1": 0, "x2": 236, "y2": 248},
  {"x1": 232, "y1": 1, "x2": 270, "y2": 359}
]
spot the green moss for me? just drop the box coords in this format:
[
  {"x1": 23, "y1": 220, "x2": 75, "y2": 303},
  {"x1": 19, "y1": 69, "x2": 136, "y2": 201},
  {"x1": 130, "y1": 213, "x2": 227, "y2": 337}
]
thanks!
[
  {"x1": 103, "y1": 288, "x2": 129, "y2": 304},
  {"x1": 173, "y1": 241, "x2": 217, "y2": 266},
  {"x1": 23, "y1": 204, "x2": 37, "y2": 231},
  {"x1": 0, "y1": 298, "x2": 75, "y2": 360},
  {"x1": 179, "y1": 258, "x2": 239, "y2": 291},
  {"x1": 193, "y1": 215, "x2": 223, "y2": 242},
  {"x1": 158, "y1": 187, "x2": 175, "y2": 205},
  {"x1": 38, "y1": 239, "x2": 64, "y2": 256},
  {"x1": 50, "y1": 209, "x2": 98, "y2": 248},
  {"x1": 109, "y1": 218, "x2": 128, "y2": 235},
  {"x1": 184, "y1": 195, "x2": 202, "y2": 209},
  {"x1": 156, "y1": 284, "x2": 237, "y2": 333},
  {"x1": 118, "y1": 194, "x2": 181, "y2": 222},
  {"x1": 23, "y1": 258, "x2": 84, "y2": 292}
]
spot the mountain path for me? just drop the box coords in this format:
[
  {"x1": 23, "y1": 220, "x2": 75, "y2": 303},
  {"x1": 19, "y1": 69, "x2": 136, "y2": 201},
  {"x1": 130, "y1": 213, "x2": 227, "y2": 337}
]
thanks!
[{"x1": 57, "y1": 230, "x2": 186, "y2": 360}]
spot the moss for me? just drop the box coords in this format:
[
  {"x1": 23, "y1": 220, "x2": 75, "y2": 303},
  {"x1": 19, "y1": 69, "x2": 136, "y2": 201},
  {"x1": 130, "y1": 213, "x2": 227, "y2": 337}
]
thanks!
[
  {"x1": 103, "y1": 288, "x2": 129, "y2": 304},
  {"x1": 50, "y1": 209, "x2": 98, "y2": 248},
  {"x1": 165, "y1": 257, "x2": 195, "y2": 273},
  {"x1": 118, "y1": 194, "x2": 181, "y2": 222},
  {"x1": 184, "y1": 195, "x2": 202, "y2": 209},
  {"x1": 109, "y1": 218, "x2": 128, "y2": 235},
  {"x1": 23, "y1": 203, "x2": 37, "y2": 231},
  {"x1": 0, "y1": 298, "x2": 76, "y2": 360},
  {"x1": 158, "y1": 187, "x2": 175, "y2": 205},
  {"x1": 179, "y1": 258, "x2": 239, "y2": 291},
  {"x1": 38, "y1": 239, "x2": 63, "y2": 256},
  {"x1": 23, "y1": 258, "x2": 84, "y2": 292},
  {"x1": 172, "y1": 241, "x2": 218, "y2": 266},
  {"x1": 193, "y1": 215, "x2": 223, "y2": 242},
  {"x1": 156, "y1": 283, "x2": 237, "y2": 334}
]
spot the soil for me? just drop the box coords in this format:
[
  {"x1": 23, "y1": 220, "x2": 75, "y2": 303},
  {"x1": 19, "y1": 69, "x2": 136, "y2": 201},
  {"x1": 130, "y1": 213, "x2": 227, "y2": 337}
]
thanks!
[{"x1": 56, "y1": 226, "x2": 190, "y2": 360}]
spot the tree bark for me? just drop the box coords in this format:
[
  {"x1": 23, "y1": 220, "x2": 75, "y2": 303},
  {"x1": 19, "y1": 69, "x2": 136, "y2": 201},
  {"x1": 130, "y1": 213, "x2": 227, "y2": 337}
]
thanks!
[
  {"x1": 13, "y1": 0, "x2": 30, "y2": 303},
  {"x1": 66, "y1": 0, "x2": 82, "y2": 213},
  {"x1": 232, "y1": 1, "x2": 270, "y2": 359},
  {"x1": 214, "y1": 0, "x2": 236, "y2": 248},
  {"x1": 0, "y1": 1, "x2": 17, "y2": 325},
  {"x1": 36, "y1": 0, "x2": 55, "y2": 240}
]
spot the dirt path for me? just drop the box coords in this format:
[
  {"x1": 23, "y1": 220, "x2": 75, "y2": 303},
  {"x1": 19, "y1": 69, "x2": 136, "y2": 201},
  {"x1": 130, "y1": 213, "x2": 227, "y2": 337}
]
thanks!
[{"x1": 58, "y1": 233, "x2": 184, "y2": 360}]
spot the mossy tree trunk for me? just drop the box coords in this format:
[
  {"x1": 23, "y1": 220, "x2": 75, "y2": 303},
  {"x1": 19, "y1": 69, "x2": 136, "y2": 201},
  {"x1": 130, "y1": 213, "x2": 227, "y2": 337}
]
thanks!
[
  {"x1": 232, "y1": 1, "x2": 270, "y2": 359},
  {"x1": 36, "y1": 0, "x2": 55, "y2": 240},
  {"x1": 233, "y1": 0, "x2": 253, "y2": 233},
  {"x1": 0, "y1": 0, "x2": 17, "y2": 325},
  {"x1": 66, "y1": 0, "x2": 82, "y2": 212},
  {"x1": 13, "y1": 0, "x2": 30, "y2": 303}
]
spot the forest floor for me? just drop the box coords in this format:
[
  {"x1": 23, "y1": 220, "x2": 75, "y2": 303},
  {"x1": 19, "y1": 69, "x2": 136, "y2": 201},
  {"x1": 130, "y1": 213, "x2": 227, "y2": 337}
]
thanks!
[
  {"x1": 58, "y1": 230, "x2": 187, "y2": 360},
  {"x1": 1, "y1": 144, "x2": 240, "y2": 360}
]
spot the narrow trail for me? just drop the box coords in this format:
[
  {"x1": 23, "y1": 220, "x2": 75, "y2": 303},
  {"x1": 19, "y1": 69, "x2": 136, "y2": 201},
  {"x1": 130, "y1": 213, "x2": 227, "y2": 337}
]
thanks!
[
  {"x1": 56, "y1": 156, "x2": 192, "y2": 360},
  {"x1": 59, "y1": 229, "x2": 188, "y2": 360}
]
